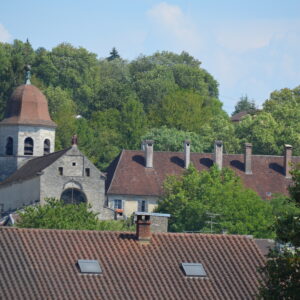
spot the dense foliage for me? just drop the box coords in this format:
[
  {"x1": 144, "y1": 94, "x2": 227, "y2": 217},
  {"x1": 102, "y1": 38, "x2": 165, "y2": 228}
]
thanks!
[
  {"x1": 0, "y1": 40, "x2": 299, "y2": 169},
  {"x1": 16, "y1": 198, "x2": 134, "y2": 231},
  {"x1": 259, "y1": 166, "x2": 300, "y2": 299},
  {"x1": 156, "y1": 165, "x2": 275, "y2": 238}
]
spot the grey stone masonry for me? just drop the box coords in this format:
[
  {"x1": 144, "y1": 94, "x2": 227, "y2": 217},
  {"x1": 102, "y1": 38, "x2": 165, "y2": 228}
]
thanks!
[
  {"x1": 214, "y1": 140, "x2": 223, "y2": 170},
  {"x1": 284, "y1": 144, "x2": 293, "y2": 179},
  {"x1": 244, "y1": 143, "x2": 252, "y2": 174}
]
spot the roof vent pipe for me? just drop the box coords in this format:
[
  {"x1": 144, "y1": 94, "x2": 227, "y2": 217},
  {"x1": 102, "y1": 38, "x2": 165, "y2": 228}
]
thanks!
[
  {"x1": 184, "y1": 140, "x2": 191, "y2": 169},
  {"x1": 144, "y1": 140, "x2": 154, "y2": 168},
  {"x1": 284, "y1": 144, "x2": 293, "y2": 179},
  {"x1": 244, "y1": 143, "x2": 252, "y2": 174},
  {"x1": 214, "y1": 141, "x2": 223, "y2": 170}
]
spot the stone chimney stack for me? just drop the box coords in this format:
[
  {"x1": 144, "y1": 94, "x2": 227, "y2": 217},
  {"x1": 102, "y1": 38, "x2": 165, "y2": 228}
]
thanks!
[
  {"x1": 244, "y1": 143, "x2": 252, "y2": 174},
  {"x1": 284, "y1": 144, "x2": 293, "y2": 179},
  {"x1": 144, "y1": 140, "x2": 154, "y2": 168},
  {"x1": 136, "y1": 213, "x2": 151, "y2": 242},
  {"x1": 184, "y1": 140, "x2": 191, "y2": 169},
  {"x1": 214, "y1": 140, "x2": 223, "y2": 170}
]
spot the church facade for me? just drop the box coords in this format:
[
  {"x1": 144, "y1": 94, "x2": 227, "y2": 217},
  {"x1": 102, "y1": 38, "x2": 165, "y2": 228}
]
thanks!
[{"x1": 0, "y1": 80, "x2": 112, "y2": 219}]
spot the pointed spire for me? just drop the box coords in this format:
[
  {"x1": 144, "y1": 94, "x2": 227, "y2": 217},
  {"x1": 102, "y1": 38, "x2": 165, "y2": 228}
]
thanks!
[{"x1": 25, "y1": 65, "x2": 31, "y2": 85}]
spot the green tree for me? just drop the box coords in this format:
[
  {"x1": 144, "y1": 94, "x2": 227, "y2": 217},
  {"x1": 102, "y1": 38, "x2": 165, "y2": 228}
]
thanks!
[
  {"x1": 259, "y1": 166, "x2": 300, "y2": 299},
  {"x1": 157, "y1": 165, "x2": 274, "y2": 237},
  {"x1": 16, "y1": 198, "x2": 133, "y2": 231},
  {"x1": 232, "y1": 95, "x2": 256, "y2": 116},
  {"x1": 107, "y1": 47, "x2": 120, "y2": 61}
]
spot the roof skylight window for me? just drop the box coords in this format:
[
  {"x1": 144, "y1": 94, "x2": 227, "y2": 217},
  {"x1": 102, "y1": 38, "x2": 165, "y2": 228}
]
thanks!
[
  {"x1": 77, "y1": 259, "x2": 102, "y2": 274},
  {"x1": 181, "y1": 263, "x2": 207, "y2": 277}
]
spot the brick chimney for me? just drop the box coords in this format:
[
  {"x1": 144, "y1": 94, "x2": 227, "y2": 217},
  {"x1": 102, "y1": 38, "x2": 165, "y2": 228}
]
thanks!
[
  {"x1": 214, "y1": 141, "x2": 223, "y2": 170},
  {"x1": 144, "y1": 140, "x2": 154, "y2": 168},
  {"x1": 184, "y1": 140, "x2": 191, "y2": 169},
  {"x1": 136, "y1": 213, "x2": 151, "y2": 242},
  {"x1": 244, "y1": 143, "x2": 252, "y2": 174},
  {"x1": 284, "y1": 144, "x2": 293, "y2": 178}
]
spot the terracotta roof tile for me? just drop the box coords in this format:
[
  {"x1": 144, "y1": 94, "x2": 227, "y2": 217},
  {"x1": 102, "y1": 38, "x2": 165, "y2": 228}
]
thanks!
[
  {"x1": 0, "y1": 227, "x2": 265, "y2": 299},
  {"x1": 107, "y1": 150, "x2": 300, "y2": 199}
]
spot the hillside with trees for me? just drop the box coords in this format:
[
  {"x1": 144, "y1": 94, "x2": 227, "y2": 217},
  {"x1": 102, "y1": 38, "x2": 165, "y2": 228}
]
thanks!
[{"x1": 0, "y1": 40, "x2": 299, "y2": 169}]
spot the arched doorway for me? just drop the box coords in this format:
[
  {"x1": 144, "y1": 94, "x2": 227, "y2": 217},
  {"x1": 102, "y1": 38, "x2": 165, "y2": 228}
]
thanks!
[{"x1": 60, "y1": 188, "x2": 87, "y2": 205}]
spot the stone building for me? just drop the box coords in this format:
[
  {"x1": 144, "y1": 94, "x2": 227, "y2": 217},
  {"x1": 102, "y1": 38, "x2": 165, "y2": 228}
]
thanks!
[
  {"x1": 106, "y1": 140, "x2": 300, "y2": 217},
  {"x1": 0, "y1": 79, "x2": 111, "y2": 219}
]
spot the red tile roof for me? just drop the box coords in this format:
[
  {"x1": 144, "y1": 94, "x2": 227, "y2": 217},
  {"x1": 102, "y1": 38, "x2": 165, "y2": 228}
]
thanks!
[
  {"x1": 107, "y1": 150, "x2": 300, "y2": 199},
  {"x1": 0, "y1": 227, "x2": 265, "y2": 299}
]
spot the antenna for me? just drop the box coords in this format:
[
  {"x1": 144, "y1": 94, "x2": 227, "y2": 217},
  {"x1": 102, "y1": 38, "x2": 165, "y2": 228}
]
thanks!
[{"x1": 205, "y1": 212, "x2": 221, "y2": 233}]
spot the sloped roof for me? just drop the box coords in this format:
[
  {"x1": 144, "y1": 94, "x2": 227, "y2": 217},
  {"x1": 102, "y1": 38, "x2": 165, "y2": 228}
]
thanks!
[
  {"x1": 0, "y1": 84, "x2": 56, "y2": 127},
  {"x1": 230, "y1": 111, "x2": 249, "y2": 122},
  {"x1": 0, "y1": 148, "x2": 70, "y2": 186},
  {"x1": 107, "y1": 150, "x2": 300, "y2": 199},
  {"x1": 0, "y1": 227, "x2": 265, "y2": 299}
]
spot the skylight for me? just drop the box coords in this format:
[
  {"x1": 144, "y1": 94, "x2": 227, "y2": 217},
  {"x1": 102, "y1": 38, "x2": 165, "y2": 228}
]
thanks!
[
  {"x1": 77, "y1": 259, "x2": 102, "y2": 274},
  {"x1": 181, "y1": 263, "x2": 207, "y2": 277}
]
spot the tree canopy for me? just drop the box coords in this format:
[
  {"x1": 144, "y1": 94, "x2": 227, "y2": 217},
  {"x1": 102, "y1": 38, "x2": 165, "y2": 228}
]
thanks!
[
  {"x1": 16, "y1": 198, "x2": 133, "y2": 231},
  {"x1": 259, "y1": 166, "x2": 300, "y2": 299},
  {"x1": 156, "y1": 165, "x2": 275, "y2": 238}
]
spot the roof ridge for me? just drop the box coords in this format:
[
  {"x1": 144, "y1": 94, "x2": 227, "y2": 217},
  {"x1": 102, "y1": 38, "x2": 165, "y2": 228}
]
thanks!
[{"x1": 107, "y1": 150, "x2": 124, "y2": 194}]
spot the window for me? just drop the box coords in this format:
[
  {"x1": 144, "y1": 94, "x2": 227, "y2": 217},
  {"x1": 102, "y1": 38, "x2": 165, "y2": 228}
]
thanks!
[
  {"x1": 5, "y1": 137, "x2": 13, "y2": 155},
  {"x1": 181, "y1": 263, "x2": 207, "y2": 277},
  {"x1": 85, "y1": 168, "x2": 90, "y2": 177},
  {"x1": 72, "y1": 162, "x2": 76, "y2": 166},
  {"x1": 58, "y1": 167, "x2": 63, "y2": 176},
  {"x1": 43, "y1": 139, "x2": 50, "y2": 155},
  {"x1": 138, "y1": 200, "x2": 148, "y2": 212},
  {"x1": 24, "y1": 137, "x2": 34, "y2": 155},
  {"x1": 114, "y1": 199, "x2": 122, "y2": 209},
  {"x1": 77, "y1": 260, "x2": 102, "y2": 274}
]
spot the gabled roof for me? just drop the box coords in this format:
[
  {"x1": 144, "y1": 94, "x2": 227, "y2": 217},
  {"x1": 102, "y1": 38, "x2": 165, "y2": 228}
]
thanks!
[
  {"x1": 230, "y1": 111, "x2": 249, "y2": 122},
  {"x1": 107, "y1": 150, "x2": 300, "y2": 199},
  {"x1": 0, "y1": 148, "x2": 70, "y2": 186},
  {"x1": 0, "y1": 227, "x2": 265, "y2": 299}
]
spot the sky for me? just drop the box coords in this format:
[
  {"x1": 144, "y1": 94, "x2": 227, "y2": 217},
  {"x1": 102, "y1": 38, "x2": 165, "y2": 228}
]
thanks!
[{"x1": 1, "y1": 0, "x2": 300, "y2": 114}]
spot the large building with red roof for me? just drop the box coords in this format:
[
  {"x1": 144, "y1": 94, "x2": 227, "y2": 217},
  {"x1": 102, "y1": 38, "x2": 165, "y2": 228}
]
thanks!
[{"x1": 106, "y1": 140, "x2": 299, "y2": 217}]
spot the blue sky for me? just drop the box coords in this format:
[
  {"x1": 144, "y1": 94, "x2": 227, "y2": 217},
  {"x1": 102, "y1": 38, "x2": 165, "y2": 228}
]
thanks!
[{"x1": 1, "y1": 0, "x2": 300, "y2": 113}]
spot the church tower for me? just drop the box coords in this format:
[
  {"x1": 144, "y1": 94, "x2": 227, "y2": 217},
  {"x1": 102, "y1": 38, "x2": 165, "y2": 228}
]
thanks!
[{"x1": 0, "y1": 68, "x2": 56, "y2": 181}]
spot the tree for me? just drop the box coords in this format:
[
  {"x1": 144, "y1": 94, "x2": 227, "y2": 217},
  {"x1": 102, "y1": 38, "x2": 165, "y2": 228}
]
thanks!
[
  {"x1": 259, "y1": 166, "x2": 300, "y2": 299},
  {"x1": 16, "y1": 198, "x2": 133, "y2": 231},
  {"x1": 107, "y1": 47, "x2": 120, "y2": 61},
  {"x1": 156, "y1": 165, "x2": 274, "y2": 237},
  {"x1": 232, "y1": 95, "x2": 256, "y2": 116}
]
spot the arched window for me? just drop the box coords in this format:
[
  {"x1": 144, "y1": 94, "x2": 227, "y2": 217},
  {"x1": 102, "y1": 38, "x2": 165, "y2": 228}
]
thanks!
[
  {"x1": 61, "y1": 188, "x2": 87, "y2": 205},
  {"x1": 43, "y1": 139, "x2": 50, "y2": 155},
  {"x1": 5, "y1": 137, "x2": 13, "y2": 155},
  {"x1": 24, "y1": 137, "x2": 34, "y2": 155}
]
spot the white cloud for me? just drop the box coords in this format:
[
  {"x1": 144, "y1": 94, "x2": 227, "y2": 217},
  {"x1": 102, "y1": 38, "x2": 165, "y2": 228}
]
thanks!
[
  {"x1": 0, "y1": 24, "x2": 11, "y2": 42},
  {"x1": 147, "y1": 2, "x2": 201, "y2": 51}
]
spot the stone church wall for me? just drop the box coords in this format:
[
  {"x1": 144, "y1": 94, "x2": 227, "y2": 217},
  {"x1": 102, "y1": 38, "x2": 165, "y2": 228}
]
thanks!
[
  {"x1": 0, "y1": 177, "x2": 40, "y2": 214},
  {"x1": 40, "y1": 146, "x2": 107, "y2": 219}
]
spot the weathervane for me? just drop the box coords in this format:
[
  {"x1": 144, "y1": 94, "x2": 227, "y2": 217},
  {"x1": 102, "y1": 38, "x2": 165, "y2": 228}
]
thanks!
[{"x1": 25, "y1": 65, "x2": 31, "y2": 85}]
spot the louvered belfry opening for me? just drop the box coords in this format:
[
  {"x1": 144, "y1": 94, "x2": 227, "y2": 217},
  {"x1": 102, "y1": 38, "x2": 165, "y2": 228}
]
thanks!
[
  {"x1": 5, "y1": 137, "x2": 13, "y2": 155},
  {"x1": 43, "y1": 139, "x2": 50, "y2": 155},
  {"x1": 24, "y1": 137, "x2": 34, "y2": 155}
]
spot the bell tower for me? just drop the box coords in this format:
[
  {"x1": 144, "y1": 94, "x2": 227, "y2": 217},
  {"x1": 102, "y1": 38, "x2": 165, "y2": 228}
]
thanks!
[{"x1": 0, "y1": 66, "x2": 57, "y2": 181}]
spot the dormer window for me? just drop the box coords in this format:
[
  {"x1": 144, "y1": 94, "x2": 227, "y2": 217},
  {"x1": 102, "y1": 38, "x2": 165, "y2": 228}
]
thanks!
[
  {"x1": 24, "y1": 137, "x2": 33, "y2": 155},
  {"x1": 6, "y1": 137, "x2": 13, "y2": 155}
]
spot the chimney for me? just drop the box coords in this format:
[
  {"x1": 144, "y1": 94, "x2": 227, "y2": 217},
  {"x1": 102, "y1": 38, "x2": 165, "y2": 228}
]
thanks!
[
  {"x1": 214, "y1": 141, "x2": 223, "y2": 170},
  {"x1": 284, "y1": 144, "x2": 293, "y2": 178},
  {"x1": 244, "y1": 143, "x2": 252, "y2": 174},
  {"x1": 136, "y1": 213, "x2": 151, "y2": 242},
  {"x1": 184, "y1": 140, "x2": 191, "y2": 169},
  {"x1": 144, "y1": 140, "x2": 154, "y2": 168}
]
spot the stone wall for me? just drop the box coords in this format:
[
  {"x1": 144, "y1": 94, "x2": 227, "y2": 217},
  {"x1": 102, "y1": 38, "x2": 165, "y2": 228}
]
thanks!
[
  {"x1": 40, "y1": 146, "x2": 107, "y2": 219},
  {"x1": 0, "y1": 177, "x2": 40, "y2": 214}
]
